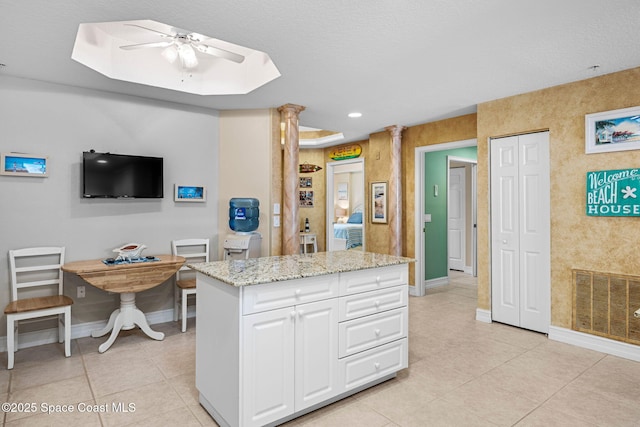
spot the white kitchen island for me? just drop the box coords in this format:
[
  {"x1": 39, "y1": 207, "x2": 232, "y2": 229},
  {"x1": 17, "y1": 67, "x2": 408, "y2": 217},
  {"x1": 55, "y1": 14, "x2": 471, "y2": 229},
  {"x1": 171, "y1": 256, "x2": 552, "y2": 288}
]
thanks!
[{"x1": 188, "y1": 251, "x2": 414, "y2": 427}]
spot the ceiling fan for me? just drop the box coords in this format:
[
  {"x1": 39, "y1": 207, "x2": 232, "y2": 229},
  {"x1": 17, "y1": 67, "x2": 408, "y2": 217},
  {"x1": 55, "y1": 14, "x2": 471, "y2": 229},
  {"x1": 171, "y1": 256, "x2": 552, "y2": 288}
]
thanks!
[{"x1": 119, "y1": 24, "x2": 245, "y2": 69}]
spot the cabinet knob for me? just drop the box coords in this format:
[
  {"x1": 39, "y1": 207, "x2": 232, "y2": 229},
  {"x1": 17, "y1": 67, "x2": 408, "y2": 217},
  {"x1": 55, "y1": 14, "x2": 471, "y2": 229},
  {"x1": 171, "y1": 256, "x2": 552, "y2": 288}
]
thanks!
[
  {"x1": 295, "y1": 289, "x2": 301, "y2": 296},
  {"x1": 374, "y1": 300, "x2": 380, "y2": 308},
  {"x1": 376, "y1": 276, "x2": 381, "y2": 283},
  {"x1": 298, "y1": 310, "x2": 305, "y2": 317},
  {"x1": 290, "y1": 311, "x2": 296, "y2": 319},
  {"x1": 374, "y1": 362, "x2": 380, "y2": 370},
  {"x1": 374, "y1": 329, "x2": 381, "y2": 336}
]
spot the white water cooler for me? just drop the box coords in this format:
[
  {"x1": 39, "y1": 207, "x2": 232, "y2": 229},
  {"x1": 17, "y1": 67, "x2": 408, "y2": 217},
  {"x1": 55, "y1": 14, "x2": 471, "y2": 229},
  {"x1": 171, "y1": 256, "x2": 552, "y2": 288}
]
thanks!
[{"x1": 223, "y1": 232, "x2": 262, "y2": 260}]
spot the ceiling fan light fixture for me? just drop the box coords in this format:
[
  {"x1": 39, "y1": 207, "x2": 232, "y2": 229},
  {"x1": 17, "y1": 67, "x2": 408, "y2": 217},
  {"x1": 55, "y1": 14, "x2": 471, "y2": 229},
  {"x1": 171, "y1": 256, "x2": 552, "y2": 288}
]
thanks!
[
  {"x1": 161, "y1": 45, "x2": 178, "y2": 64},
  {"x1": 177, "y1": 44, "x2": 198, "y2": 69},
  {"x1": 72, "y1": 20, "x2": 281, "y2": 95}
]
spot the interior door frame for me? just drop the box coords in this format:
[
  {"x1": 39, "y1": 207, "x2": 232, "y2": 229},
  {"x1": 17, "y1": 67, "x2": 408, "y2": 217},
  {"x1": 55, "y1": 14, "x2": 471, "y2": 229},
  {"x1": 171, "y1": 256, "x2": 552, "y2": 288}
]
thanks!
[
  {"x1": 325, "y1": 158, "x2": 365, "y2": 252},
  {"x1": 447, "y1": 156, "x2": 478, "y2": 276},
  {"x1": 413, "y1": 139, "x2": 477, "y2": 297}
]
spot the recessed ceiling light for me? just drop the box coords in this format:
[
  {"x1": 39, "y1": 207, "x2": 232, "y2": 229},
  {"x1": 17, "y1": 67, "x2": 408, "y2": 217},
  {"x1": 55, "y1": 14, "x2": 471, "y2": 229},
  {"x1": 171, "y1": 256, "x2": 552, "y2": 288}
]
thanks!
[{"x1": 348, "y1": 112, "x2": 362, "y2": 118}]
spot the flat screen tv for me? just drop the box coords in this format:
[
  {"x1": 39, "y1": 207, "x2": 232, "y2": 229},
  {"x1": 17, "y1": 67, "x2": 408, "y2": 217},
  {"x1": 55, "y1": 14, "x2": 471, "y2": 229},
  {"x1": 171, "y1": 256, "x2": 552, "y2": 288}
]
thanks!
[{"x1": 82, "y1": 151, "x2": 163, "y2": 198}]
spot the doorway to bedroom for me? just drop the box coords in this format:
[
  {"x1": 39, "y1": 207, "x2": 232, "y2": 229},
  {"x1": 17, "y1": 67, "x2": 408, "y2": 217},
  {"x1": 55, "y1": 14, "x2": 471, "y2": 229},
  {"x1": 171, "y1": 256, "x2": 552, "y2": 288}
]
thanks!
[{"x1": 325, "y1": 158, "x2": 365, "y2": 252}]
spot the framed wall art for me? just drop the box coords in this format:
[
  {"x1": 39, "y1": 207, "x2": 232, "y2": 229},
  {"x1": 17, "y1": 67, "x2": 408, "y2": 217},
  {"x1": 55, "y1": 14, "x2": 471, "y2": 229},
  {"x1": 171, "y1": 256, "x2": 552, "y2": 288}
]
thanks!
[
  {"x1": 174, "y1": 185, "x2": 206, "y2": 202},
  {"x1": 299, "y1": 177, "x2": 312, "y2": 188},
  {"x1": 586, "y1": 106, "x2": 640, "y2": 154},
  {"x1": 337, "y1": 182, "x2": 348, "y2": 200},
  {"x1": 1, "y1": 152, "x2": 49, "y2": 177},
  {"x1": 371, "y1": 181, "x2": 388, "y2": 223},
  {"x1": 299, "y1": 190, "x2": 314, "y2": 207}
]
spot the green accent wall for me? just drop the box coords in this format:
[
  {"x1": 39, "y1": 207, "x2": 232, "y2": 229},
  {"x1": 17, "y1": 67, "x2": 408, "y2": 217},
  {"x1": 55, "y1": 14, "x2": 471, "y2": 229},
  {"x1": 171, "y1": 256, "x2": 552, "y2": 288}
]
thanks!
[{"x1": 424, "y1": 146, "x2": 477, "y2": 280}]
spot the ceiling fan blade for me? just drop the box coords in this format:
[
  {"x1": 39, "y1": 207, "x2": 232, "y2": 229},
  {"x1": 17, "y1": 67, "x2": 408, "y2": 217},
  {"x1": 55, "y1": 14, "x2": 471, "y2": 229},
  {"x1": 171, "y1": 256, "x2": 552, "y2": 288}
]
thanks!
[
  {"x1": 124, "y1": 23, "x2": 174, "y2": 39},
  {"x1": 193, "y1": 42, "x2": 245, "y2": 64},
  {"x1": 120, "y1": 41, "x2": 173, "y2": 50}
]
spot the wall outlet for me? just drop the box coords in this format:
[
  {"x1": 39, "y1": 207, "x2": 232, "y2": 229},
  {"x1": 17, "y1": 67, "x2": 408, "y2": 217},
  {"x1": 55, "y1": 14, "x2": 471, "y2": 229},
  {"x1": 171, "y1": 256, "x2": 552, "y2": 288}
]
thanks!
[{"x1": 77, "y1": 285, "x2": 85, "y2": 298}]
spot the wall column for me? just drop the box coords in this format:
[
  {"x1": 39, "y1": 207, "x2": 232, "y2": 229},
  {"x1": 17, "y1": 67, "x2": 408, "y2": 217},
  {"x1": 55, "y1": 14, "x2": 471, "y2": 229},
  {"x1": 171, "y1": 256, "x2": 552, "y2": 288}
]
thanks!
[
  {"x1": 278, "y1": 103, "x2": 306, "y2": 255},
  {"x1": 385, "y1": 125, "x2": 406, "y2": 257}
]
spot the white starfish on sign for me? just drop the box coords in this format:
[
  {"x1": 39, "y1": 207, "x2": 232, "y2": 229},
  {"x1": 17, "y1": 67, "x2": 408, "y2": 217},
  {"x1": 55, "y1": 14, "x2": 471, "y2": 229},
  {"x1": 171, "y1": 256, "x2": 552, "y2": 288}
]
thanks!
[{"x1": 621, "y1": 185, "x2": 637, "y2": 199}]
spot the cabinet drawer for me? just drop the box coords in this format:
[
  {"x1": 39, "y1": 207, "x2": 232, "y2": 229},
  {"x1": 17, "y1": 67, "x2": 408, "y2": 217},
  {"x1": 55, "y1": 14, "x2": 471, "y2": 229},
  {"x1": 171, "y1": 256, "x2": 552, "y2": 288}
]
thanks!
[
  {"x1": 338, "y1": 307, "x2": 407, "y2": 358},
  {"x1": 339, "y1": 338, "x2": 407, "y2": 391},
  {"x1": 242, "y1": 274, "x2": 339, "y2": 314},
  {"x1": 339, "y1": 285, "x2": 407, "y2": 322},
  {"x1": 339, "y1": 264, "x2": 407, "y2": 296}
]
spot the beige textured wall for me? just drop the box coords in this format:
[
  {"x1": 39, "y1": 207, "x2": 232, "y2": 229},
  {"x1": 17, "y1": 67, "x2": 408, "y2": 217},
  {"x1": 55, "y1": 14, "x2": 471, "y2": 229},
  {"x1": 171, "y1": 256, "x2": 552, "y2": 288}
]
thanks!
[
  {"x1": 366, "y1": 132, "x2": 394, "y2": 254},
  {"x1": 299, "y1": 149, "x2": 327, "y2": 251},
  {"x1": 218, "y1": 110, "x2": 272, "y2": 259},
  {"x1": 477, "y1": 67, "x2": 640, "y2": 328},
  {"x1": 402, "y1": 115, "x2": 478, "y2": 285}
]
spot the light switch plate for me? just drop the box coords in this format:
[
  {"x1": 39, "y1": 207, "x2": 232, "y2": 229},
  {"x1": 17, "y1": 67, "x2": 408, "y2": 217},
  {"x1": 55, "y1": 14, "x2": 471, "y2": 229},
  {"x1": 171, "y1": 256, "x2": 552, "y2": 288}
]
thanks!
[{"x1": 273, "y1": 215, "x2": 280, "y2": 227}]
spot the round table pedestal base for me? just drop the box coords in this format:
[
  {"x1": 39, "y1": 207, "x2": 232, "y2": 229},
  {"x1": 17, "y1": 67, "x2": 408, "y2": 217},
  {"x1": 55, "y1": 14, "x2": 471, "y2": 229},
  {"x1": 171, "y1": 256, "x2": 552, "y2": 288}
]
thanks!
[{"x1": 91, "y1": 292, "x2": 165, "y2": 353}]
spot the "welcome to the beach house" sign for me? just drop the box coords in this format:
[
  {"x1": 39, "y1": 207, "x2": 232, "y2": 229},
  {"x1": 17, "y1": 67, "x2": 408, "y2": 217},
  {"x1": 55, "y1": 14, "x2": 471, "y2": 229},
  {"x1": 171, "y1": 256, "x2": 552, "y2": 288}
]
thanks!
[{"x1": 586, "y1": 168, "x2": 640, "y2": 216}]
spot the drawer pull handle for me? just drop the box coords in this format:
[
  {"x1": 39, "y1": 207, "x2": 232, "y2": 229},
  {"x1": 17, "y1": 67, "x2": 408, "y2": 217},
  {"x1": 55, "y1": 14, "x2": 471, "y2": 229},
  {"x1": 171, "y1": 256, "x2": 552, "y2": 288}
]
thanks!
[
  {"x1": 374, "y1": 329, "x2": 381, "y2": 336},
  {"x1": 374, "y1": 362, "x2": 380, "y2": 370}
]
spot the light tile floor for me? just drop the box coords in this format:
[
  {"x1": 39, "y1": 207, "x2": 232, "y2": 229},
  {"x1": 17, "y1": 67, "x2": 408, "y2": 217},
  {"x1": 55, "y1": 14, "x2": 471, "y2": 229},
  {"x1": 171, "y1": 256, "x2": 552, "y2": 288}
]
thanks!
[{"x1": 3, "y1": 271, "x2": 640, "y2": 426}]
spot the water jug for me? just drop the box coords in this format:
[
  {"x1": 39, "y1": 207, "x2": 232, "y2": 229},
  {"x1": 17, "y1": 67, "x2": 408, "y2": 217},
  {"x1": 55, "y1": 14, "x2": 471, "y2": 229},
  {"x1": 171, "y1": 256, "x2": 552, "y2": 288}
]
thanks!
[{"x1": 229, "y1": 198, "x2": 259, "y2": 233}]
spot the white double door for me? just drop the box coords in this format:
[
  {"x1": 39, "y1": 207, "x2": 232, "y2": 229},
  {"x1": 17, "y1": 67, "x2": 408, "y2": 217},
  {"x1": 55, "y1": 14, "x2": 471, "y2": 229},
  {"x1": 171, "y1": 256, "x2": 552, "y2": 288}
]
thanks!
[{"x1": 490, "y1": 132, "x2": 550, "y2": 333}]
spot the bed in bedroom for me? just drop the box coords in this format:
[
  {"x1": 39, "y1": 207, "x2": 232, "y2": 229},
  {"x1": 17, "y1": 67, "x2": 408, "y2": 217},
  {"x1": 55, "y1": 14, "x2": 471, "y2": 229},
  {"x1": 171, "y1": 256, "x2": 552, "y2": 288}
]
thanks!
[{"x1": 332, "y1": 210, "x2": 363, "y2": 250}]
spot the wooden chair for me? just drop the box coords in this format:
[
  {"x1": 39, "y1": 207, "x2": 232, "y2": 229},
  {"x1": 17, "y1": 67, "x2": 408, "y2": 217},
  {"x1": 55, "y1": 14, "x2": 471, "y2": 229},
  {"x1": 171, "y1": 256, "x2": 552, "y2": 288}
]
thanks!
[
  {"x1": 172, "y1": 238, "x2": 209, "y2": 332},
  {"x1": 5, "y1": 247, "x2": 73, "y2": 369}
]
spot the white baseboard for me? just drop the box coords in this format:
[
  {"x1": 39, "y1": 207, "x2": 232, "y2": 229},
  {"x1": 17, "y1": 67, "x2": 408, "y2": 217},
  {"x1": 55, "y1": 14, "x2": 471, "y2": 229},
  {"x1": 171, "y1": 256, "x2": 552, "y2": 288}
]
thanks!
[
  {"x1": 473, "y1": 319, "x2": 640, "y2": 362},
  {"x1": 410, "y1": 277, "x2": 450, "y2": 297},
  {"x1": 425, "y1": 276, "x2": 449, "y2": 289},
  {"x1": 463, "y1": 266, "x2": 473, "y2": 275},
  {"x1": 476, "y1": 308, "x2": 492, "y2": 323},
  {"x1": 549, "y1": 326, "x2": 640, "y2": 362},
  {"x1": 0, "y1": 306, "x2": 196, "y2": 353}
]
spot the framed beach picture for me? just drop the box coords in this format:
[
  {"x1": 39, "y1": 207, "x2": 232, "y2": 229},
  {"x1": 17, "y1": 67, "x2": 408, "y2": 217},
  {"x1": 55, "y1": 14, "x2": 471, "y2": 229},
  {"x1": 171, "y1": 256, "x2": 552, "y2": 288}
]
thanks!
[
  {"x1": 1, "y1": 153, "x2": 49, "y2": 177},
  {"x1": 371, "y1": 181, "x2": 387, "y2": 223},
  {"x1": 174, "y1": 185, "x2": 206, "y2": 202},
  {"x1": 585, "y1": 106, "x2": 640, "y2": 154}
]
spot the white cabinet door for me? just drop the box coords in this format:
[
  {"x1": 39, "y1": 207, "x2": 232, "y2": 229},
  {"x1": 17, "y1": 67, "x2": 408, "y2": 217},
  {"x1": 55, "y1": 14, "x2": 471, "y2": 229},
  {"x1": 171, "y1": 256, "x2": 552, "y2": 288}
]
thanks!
[
  {"x1": 243, "y1": 299, "x2": 340, "y2": 425},
  {"x1": 242, "y1": 308, "x2": 295, "y2": 427},
  {"x1": 295, "y1": 298, "x2": 340, "y2": 410},
  {"x1": 490, "y1": 132, "x2": 550, "y2": 333}
]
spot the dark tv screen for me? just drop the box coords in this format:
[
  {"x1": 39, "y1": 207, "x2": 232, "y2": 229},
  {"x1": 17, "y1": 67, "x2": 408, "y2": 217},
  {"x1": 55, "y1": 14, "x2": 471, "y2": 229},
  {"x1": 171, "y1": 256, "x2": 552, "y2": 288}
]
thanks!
[{"x1": 83, "y1": 152, "x2": 163, "y2": 198}]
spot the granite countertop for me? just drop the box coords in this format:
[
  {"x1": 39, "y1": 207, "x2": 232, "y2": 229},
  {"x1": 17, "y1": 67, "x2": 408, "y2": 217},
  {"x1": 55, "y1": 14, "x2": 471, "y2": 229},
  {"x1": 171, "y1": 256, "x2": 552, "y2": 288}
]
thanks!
[{"x1": 187, "y1": 251, "x2": 415, "y2": 287}]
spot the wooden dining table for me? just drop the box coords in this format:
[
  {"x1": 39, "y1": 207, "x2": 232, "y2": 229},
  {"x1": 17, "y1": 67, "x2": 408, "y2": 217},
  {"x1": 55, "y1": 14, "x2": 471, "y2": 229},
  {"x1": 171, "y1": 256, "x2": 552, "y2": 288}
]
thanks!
[{"x1": 62, "y1": 254, "x2": 185, "y2": 353}]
